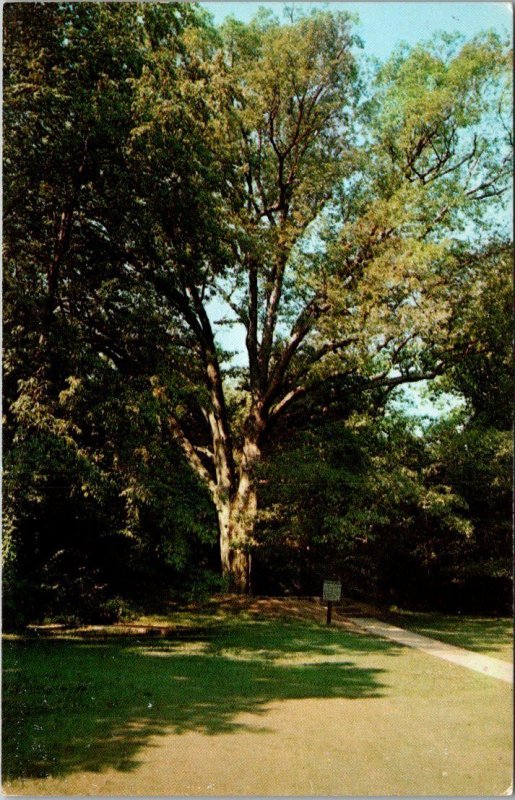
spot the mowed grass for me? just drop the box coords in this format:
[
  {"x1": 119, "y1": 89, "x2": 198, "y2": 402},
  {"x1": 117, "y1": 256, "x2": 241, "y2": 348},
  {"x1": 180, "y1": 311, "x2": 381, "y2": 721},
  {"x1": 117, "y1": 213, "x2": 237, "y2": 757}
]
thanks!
[
  {"x1": 387, "y1": 611, "x2": 513, "y2": 662},
  {"x1": 3, "y1": 606, "x2": 513, "y2": 795},
  {"x1": 2, "y1": 616, "x2": 386, "y2": 781}
]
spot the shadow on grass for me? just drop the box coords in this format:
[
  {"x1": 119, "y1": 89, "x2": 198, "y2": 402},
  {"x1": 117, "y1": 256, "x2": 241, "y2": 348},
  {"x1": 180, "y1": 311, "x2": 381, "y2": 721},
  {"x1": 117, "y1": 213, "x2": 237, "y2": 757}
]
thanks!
[{"x1": 3, "y1": 619, "x2": 399, "y2": 781}]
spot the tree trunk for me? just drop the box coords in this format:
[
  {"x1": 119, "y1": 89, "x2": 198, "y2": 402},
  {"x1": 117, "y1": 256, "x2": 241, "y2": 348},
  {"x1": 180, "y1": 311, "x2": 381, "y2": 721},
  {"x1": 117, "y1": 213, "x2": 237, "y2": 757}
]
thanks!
[
  {"x1": 218, "y1": 498, "x2": 254, "y2": 593},
  {"x1": 217, "y1": 436, "x2": 260, "y2": 593}
]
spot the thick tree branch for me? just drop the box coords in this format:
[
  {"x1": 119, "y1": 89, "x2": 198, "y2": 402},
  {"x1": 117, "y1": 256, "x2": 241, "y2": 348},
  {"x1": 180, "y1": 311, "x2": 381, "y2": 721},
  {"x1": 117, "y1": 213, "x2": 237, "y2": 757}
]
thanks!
[
  {"x1": 188, "y1": 283, "x2": 237, "y2": 491},
  {"x1": 167, "y1": 414, "x2": 216, "y2": 495},
  {"x1": 258, "y1": 251, "x2": 288, "y2": 390},
  {"x1": 246, "y1": 258, "x2": 260, "y2": 393},
  {"x1": 269, "y1": 384, "x2": 307, "y2": 420},
  {"x1": 263, "y1": 295, "x2": 332, "y2": 409},
  {"x1": 48, "y1": 137, "x2": 90, "y2": 312},
  {"x1": 366, "y1": 367, "x2": 444, "y2": 391}
]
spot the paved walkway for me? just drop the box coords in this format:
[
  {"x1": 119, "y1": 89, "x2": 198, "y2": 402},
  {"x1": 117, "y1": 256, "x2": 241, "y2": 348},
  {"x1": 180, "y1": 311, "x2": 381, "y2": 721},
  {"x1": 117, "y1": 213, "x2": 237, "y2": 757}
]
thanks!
[{"x1": 349, "y1": 617, "x2": 513, "y2": 683}]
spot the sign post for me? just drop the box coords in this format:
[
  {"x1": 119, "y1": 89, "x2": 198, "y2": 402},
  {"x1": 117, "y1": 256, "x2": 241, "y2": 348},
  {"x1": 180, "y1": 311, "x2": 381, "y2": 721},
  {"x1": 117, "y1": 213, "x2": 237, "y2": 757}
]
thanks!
[{"x1": 322, "y1": 579, "x2": 341, "y2": 625}]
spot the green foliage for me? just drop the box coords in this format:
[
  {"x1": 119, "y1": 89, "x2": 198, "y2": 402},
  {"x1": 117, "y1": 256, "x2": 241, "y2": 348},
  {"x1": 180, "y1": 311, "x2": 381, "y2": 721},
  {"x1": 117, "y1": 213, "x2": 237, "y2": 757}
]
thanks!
[
  {"x1": 3, "y1": 3, "x2": 222, "y2": 625},
  {"x1": 439, "y1": 243, "x2": 512, "y2": 429},
  {"x1": 254, "y1": 407, "x2": 511, "y2": 612},
  {"x1": 3, "y1": 368, "x2": 218, "y2": 628}
]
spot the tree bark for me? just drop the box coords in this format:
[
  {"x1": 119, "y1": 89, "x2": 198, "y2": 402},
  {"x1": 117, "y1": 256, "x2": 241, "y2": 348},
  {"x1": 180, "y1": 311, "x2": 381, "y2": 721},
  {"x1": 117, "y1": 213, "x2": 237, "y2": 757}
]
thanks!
[
  {"x1": 217, "y1": 495, "x2": 254, "y2": 593},
  {"x1": 217, "y1": 434, "x2": 260, "y2": 593}
]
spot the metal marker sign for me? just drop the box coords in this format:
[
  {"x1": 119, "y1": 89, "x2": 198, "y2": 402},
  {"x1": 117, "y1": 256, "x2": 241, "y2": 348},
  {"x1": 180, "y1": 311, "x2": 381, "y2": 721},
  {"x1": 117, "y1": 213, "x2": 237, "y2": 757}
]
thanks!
[{"x1": 323, "y1": 580, "x2": 341, "y2": 602}]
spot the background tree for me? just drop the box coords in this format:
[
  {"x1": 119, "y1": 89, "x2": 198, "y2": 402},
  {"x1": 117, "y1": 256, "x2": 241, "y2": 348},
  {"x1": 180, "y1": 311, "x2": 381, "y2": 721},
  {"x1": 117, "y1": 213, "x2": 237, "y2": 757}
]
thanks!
[
  {"x1": 437, "y1": 244, "x2": 512, "y2": 430},
  {"x1": 3, "y1": 3, "x2": 220, "y2": 626},
  {"x1": 253, "y1": 404, "x2": 511, "y2": 614}
]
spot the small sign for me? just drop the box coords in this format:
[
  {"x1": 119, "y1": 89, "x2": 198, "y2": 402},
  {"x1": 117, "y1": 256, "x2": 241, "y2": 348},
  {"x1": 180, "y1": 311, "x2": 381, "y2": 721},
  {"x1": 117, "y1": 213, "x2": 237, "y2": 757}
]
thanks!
[{"x1": 323, "y1": 580, "x2": 341, "y2": 602}]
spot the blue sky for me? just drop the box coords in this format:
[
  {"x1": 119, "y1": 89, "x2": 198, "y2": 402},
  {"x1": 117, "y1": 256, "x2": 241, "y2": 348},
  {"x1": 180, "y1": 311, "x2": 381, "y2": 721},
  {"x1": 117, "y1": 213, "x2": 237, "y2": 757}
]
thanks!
[{"x1": 202, "y1": 2, "x2": 512, "y2": 56}]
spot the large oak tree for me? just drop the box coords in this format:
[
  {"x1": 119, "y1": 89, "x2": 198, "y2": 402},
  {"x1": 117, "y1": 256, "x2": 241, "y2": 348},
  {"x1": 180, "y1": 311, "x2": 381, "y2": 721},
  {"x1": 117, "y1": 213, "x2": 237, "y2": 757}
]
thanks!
[{"x1": 4, "y1": 4, "x2": 511, "y2": 593}]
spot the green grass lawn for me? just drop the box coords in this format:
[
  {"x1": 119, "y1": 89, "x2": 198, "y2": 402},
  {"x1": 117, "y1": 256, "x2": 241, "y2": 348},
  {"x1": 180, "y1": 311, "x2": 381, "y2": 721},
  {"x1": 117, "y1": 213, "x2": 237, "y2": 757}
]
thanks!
[
  {"x1": 386, "y1": 611, "x2": 513, "y2": 662},
  {"x1": 3, "y1": 606, "x2": 512, "y2": 795},
  {"x1": 2, "y1": 615, "x2": 385, "y2": 781}
]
